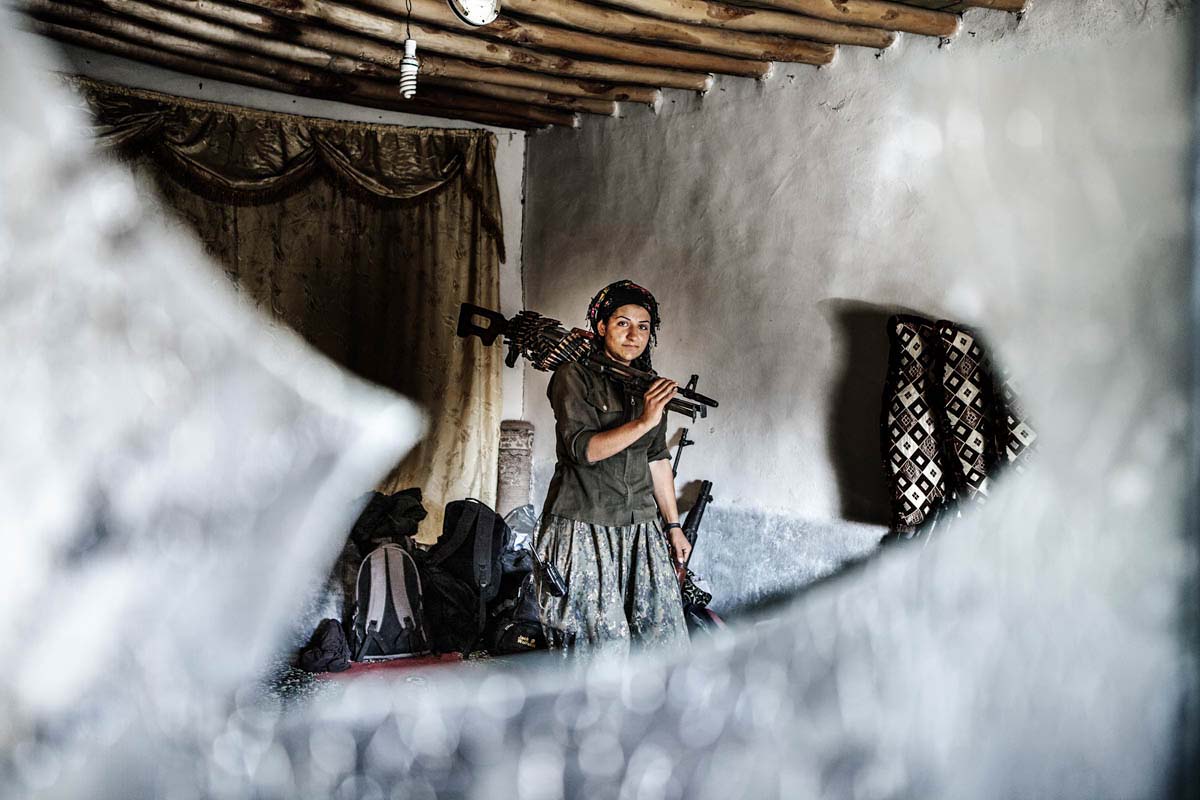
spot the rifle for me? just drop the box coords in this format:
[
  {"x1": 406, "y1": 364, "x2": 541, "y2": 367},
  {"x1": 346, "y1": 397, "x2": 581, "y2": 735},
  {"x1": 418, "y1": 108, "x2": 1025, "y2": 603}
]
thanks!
[
  {"x1": 457, "y1": 303, "x2": 718, "y2": 421},
  {"x1": 668, "y1": 429, "x2": 713, "y2": 573},
  {"x1": 667, "y1": 425, "x2": 725, "y2": 636}
]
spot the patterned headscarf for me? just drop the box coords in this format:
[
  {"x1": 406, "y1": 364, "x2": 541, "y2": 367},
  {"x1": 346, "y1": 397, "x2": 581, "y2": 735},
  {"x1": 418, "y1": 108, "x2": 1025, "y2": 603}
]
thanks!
[{"x1": 586, "y1": 279, "x2": 660, "y2": 371}]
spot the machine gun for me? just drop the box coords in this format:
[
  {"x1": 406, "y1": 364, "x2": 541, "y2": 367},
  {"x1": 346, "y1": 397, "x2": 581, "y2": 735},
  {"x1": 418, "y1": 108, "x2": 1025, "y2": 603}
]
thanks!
[{"x1": 456, "y1": 303, "x2": 719, "y2": 421}]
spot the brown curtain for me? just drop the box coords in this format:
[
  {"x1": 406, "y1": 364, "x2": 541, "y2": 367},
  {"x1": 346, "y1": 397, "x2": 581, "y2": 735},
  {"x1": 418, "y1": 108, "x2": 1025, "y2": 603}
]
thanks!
[{"x1": 76, "y1": 78, "x2": 503, "y2": 543}]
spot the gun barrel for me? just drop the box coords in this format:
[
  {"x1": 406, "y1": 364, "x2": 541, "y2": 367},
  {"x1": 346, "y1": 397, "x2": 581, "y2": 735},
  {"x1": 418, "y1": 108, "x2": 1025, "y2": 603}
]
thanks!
[
  {"x1": 680, "y1": 387, "x2": 718, "y2": 409},
  {"x1": 590, "y1": 354, "x2": 719, "y2": 410}
]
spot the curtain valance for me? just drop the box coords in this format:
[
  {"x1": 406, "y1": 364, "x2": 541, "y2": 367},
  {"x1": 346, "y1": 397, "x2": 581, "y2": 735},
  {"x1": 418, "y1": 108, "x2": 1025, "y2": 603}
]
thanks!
[{"x1": 75, "y1": 78, "x2": 504, "y2": 259}]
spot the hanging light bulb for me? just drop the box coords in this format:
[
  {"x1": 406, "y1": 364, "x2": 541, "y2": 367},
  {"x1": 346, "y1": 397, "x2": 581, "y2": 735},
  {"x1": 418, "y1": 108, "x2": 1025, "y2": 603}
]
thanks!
[
  {"x1": 400, "y1": 0, "x2": 418, "y2": 99},
  {"x1": 400, "y1": 38, "x2": 418, "y2": 99}
]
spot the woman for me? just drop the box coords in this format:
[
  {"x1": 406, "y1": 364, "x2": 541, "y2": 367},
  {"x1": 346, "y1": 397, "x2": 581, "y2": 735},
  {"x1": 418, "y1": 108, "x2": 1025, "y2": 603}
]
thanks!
[{"x1": 535, "y1": 280, "x2": 691, "y2": 657}]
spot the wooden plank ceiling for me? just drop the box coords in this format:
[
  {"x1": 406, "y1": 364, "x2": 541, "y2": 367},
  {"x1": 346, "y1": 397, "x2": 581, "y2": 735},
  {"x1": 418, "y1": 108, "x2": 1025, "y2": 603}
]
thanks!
[{"x1": 21, "y1": 0, "x2": 1027, "y2": 129}]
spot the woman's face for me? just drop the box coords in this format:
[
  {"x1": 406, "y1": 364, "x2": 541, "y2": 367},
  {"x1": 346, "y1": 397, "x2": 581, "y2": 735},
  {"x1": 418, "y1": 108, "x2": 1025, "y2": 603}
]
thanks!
[{"x1": 597, "y1": 303, "x2": 652, "y2": 365}]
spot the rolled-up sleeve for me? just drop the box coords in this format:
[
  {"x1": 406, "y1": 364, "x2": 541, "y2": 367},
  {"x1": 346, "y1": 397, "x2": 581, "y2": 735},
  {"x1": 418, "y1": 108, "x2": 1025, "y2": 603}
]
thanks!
[
  {"x1": 647, "y1": 417, "x2": 670, "y2": 462},
  {"x1": 548, "y1": 363, "x2": 601, "y2": 466}
]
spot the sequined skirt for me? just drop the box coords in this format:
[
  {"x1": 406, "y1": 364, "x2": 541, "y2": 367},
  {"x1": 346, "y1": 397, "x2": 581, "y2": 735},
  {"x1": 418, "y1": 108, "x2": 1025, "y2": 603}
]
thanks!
[{"x1": 533, "y1": 514, "x2": 690, "y2": 659}]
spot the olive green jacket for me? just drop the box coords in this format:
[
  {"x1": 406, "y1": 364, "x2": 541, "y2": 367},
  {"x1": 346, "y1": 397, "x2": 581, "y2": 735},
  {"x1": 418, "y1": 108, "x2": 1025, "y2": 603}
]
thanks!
[{"x1": 541, "y1": 361, "x2": 670, "y2": 525}]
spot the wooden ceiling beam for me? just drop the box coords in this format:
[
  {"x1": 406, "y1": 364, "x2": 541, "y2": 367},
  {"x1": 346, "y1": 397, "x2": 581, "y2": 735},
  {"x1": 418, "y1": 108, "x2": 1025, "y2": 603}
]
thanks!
[
  {"x1": 957, "y1": 0, "x2": 1025, "y2": 10},
  {"x1": 145, "y1": 0, "x2": 664, "y2": 103},
  {"x1": 124, "y1": 0, "x2": 665, "y2": 103},
  {"x1": 44, "y1": 0, "x2": 617, "y2": 115},
  {"x1": 723, "y1": 0, "x2": 959, "y2": 37},
  {"x1": 356, "y1": 0, "x2": 773, "y2": 77},
  {"x1": 31, "y1": 3, "x2": 348, "y2": 93},
  {"x1": 30, "y1": 23, "x2": 544, "y2": 128},
  {"x1": 257, "y1": 0, "x2": 832, "y2": 65},
  {"x1": 429, "y1": 58, "x2": 661, "y2": 106},
  {"x1": 25, "y1": 9, "x2": 579, "y2": 127},
  {"x1": 93, "y1": 0, "x2": 710, "y2": 90},
  {"x1": 226, "y1": 0, "x2": 715, "y2": 89},
  {"x1": 897, "y1": 0, "x2": 1025, "y2": 11},
  {"x1": 497, "y1": 0, "x2": 848, "y2": 57},
  {"x1": 431, "y1": 76, "x2": 617, "y2": 115},
  {"x1": 538, "y1": 0, "x2": 908, "y2": 45}
]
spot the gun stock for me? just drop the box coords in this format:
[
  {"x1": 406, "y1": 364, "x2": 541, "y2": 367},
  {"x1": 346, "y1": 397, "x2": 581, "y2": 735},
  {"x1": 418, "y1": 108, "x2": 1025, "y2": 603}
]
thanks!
[{"x1": 456, "y1": 303, "x2": 509, "y2": 345}]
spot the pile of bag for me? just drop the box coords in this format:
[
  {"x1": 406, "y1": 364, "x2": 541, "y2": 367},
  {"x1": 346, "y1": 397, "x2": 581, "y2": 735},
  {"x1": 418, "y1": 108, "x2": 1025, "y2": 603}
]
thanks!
[{"x1": 299, "y1": 495, "x2": 548, "y2": 673}]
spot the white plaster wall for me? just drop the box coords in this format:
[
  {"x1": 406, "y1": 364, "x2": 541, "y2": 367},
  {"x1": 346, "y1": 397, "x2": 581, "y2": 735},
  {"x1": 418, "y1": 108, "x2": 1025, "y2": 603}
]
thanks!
[
  {"x1": 522, "y1": 1, "x2": 1192, "y2": 609},
  {"x1": 4, "y1": 18, "x2": 1193, "y2": 794},
  {"x1": 55, "y1": 44, "x2": 527, "y2": 420}
]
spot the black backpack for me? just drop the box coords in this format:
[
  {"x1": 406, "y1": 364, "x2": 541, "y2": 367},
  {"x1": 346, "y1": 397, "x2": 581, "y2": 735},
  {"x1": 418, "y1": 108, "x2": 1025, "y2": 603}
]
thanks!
[
  {"x1": 419, "y1": 564, "x2": 482, "y2": 655},
  {"x1": 417, "y1": 499, "x2": 509, "y2": 654},
  {"x1": 352, "y1": 543, "x2": 429, "y2": 660},
  {"x1": 486, "y1": 573, "x2": 547, "y2": 655},
  {"x1": 428, "y1": 500, "x2": 509, "y2": 612},
  {"x1": 298, "y1": 618, "x2": 352, "y2": 673}
]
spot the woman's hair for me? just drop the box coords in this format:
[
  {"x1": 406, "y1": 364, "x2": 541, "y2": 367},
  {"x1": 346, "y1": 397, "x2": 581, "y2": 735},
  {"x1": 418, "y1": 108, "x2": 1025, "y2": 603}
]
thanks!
[{"x1": 586, "y1": 279, "x2": 660, "y2": 372}]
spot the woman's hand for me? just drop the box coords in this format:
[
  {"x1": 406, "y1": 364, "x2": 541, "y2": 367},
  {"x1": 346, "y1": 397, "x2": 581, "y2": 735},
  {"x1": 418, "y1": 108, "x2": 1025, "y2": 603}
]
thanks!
[
  {"x1": 668, "y1": 527, "x2": 692, "y2": 567},
  {"x1": 639, "y1": 378, "x2": 678, "y2": 428},
  {"x1": 585, "y1": 378, "x2": 676, "y2": 463}
]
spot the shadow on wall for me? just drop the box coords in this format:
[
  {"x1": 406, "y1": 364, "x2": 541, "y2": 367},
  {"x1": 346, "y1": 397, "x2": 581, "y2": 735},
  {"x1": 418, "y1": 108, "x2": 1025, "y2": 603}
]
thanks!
[
  {"x1": 817, "y1": 298, "x2": 925, "y2": 527},
  {"x1": 687, "y1": 504, "x2": 883, "y2": 617}
]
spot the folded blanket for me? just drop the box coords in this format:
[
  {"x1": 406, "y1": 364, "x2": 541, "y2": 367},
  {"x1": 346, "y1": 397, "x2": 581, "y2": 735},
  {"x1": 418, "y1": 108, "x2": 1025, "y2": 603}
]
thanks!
[{"x1": 881, "y1": 316, "x2": 1037, "y2": 535}]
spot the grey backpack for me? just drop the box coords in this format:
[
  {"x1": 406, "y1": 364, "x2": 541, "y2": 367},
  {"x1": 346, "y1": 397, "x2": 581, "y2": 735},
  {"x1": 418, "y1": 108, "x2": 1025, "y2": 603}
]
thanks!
[{"x1": 352, "y1": 543, "x2": 429, "y2": 660}]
